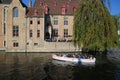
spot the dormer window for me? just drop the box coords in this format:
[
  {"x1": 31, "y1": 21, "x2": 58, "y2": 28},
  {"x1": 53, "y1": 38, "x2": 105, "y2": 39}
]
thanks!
[
  {"x1": 45, "y1": 5, "x2": 49, "y2": 14},
  {"x1": 54, "y1": 1, "x2": 57, "y2": 6},
  {"x1": 34, "y1": 9, "x2": 37, "y2": 16},
  {"x1": 67, "y1": 2, "x2": 70, "y2": 7},
  {"x1": 39, "y1": 1, "x2": 43, "y2": 6},
  {"x1": 73, "y1": 6, "x2": 77, "y2": 12},
  {"x1": 61, "y1": 5, "x2": 66, "y2": 14}
]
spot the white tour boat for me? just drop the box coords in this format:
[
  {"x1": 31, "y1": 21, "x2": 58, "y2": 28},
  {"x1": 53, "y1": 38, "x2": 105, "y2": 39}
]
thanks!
[{"x1": 52, "y1": 54, "x2": 96, "y2": 63}]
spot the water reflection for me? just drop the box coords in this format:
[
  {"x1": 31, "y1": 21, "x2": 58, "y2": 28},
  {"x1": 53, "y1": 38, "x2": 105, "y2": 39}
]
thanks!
[
  {"x1": 0, "y1": 52, "x2": 119, "y2": 80},
  {"x1": 0, "y1": 53, "x2": 51, "y2": 80},
  {"x1": 44, "y1": 63, "x2": 74, "y2": 80},
  {"x1": 52, "y1": 60, "x2": 77, "y2": 66},
  {"x1": 107, "y1": 52, "x2": 120, "y2": 80},
  {"x1": 46, "y1": 60, "x2": 115, "y2": 80}
]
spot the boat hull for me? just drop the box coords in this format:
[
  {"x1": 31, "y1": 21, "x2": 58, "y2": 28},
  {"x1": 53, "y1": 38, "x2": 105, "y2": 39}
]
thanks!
[{"x1": 52, "y1": 54, "x2": 96, "y2": 63}]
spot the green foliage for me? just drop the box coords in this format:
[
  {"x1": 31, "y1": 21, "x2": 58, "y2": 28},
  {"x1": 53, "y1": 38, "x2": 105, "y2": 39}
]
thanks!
[
  {"x1": 112, "y1": 15, "x2": 120, "y2": 47},
  {"x1": 73, "y1": 0, "x2": 118, "y2": 51}
]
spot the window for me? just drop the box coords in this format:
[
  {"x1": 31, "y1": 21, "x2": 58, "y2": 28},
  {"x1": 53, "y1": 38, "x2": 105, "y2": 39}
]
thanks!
[
  {"x1": 61, "y1": 5, "x2": 66, "y2": 14},
  {"x1": 37, "y1": 20, "x2": 40, "y2": 24},
  {"x1": 30, "y1": 20, "x2": 33, "y2": 24},
  {"x1": 64, "y1": 18, "x2": 68, "y2": 25},
  {"x1": 29, "y1": 30, "x2": 33, "y2": 37},
  {"x1": 3, "y1": 8, "x2": 6, "y2": 21},
  {"x1": 3, "y1": 23, "x2": 6, "y2": 35},
  {"x1": 4, "y1": 41, "x2": 6, "y2": 47},
  {"x1": 53, "y1": 29, "x2": 58, "y2": 37},
  {"x1": 37, "y1": 30, "x2": 40, "y2": 37},
  {"x1": 54, "y1": 17, "x2": 58, "y2": 25},
  {"x1": 13, "y1": 26, "x2": 19, "y2": 37},
  {"x1": 64, "y1": 29, "x2": 68, "y2": 37},
  {"x1": 13, "y1": 7, "x2": 18, "y2": 17},
  {"x1": 13, "y1": 42, "x2": 19, "y2": 47},
  {"x1": 34, "y1": 43, "x2": 38, "y2": 46}
]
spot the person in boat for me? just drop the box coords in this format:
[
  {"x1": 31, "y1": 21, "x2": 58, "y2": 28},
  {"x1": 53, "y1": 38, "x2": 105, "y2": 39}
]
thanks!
[
  {"x1": 73, "y1": 54, "x2": 76, "y2": 58},
  {"x1": 63, "y1": 54, "x2": 66, "y2": 57},
  {"x1": 89, "y1": 55, "x2": 94, "y2": 59},
  {"x1": 66, "y1": 53, "x2": 73, "y2": 57},
  {"x1": 77, "y1": 54, "x2": 94, "y2": 59},
  {"x1": 78, "y1": 55, "x2": 84, "y2": 59},
  {"x1": 56, "y1": 53, "x2": 95, "y2": 59}
]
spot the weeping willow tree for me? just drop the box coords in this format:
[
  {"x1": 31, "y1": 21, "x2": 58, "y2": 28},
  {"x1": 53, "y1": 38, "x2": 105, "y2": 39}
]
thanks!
[{"x1": 73, "y1": 0, "x2": 118, "y2": 52}]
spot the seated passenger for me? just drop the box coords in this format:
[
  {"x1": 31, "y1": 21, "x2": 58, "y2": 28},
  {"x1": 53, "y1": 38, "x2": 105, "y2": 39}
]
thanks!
[{"x1": 79, "y1": 55, "x2": 83, "y2": 59}]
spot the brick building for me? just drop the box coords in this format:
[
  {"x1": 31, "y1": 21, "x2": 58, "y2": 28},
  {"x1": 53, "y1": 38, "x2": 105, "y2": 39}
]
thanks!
[{"x1": 0, "y1": 0, "x2": 81, "y2": 52}]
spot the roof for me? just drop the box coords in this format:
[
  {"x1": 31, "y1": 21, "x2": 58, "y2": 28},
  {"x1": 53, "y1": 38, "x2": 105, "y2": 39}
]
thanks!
[
  {"x1": 0, "y1": 0, "x2": 12, "y2": 4},
  {"x1": 0, "y1": 0, "x2": 27, "y2": 8},
  {"x1": 27, "y1": 0, "x2": 80, "y2": 16},
  {"x1": 27, "y1": 7, "x2": 44, "y2": 17},
  {"x1": 19, "y1": 0, "x2": 27, "y2": 8}
]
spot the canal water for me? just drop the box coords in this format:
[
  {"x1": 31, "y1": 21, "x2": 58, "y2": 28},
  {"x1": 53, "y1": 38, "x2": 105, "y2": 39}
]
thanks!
[{"x1": 0, "y1": 52, "x2": 120, "y2": 80}]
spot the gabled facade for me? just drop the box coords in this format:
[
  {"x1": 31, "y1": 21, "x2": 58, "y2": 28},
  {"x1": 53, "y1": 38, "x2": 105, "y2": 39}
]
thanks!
[{"x1": 6, "y1": 0, "x2": 27, "y2": 52}]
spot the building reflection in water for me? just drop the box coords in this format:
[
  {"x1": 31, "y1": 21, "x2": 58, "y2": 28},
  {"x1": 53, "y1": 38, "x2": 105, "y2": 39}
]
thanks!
[{"x1": 0, "y1": 52, "x2": 51, "y2": 80}]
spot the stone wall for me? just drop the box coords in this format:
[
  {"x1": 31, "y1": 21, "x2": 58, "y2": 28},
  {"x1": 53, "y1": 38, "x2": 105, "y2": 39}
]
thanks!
[
  {"x1": 6, "y1": 0, "x2": 26, "y2": 51},
  {"x1": 6, "y1": 41, "x2": 81, "y2": 52}
]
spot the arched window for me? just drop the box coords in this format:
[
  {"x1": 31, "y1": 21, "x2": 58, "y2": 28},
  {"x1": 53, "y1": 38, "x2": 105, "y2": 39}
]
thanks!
[{"x1": 13, "y1": 7, "x2": 18, "y2": 17}]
